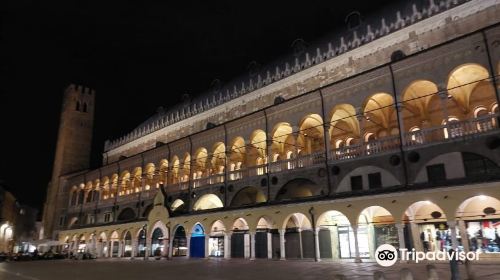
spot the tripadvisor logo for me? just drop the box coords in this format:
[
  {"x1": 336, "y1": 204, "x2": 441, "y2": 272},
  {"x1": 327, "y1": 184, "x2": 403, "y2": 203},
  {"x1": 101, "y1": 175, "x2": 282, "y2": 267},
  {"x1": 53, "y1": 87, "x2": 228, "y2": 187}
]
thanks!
[{"x1": 375, "y1": 244, "x2": 481, "y2": 267}]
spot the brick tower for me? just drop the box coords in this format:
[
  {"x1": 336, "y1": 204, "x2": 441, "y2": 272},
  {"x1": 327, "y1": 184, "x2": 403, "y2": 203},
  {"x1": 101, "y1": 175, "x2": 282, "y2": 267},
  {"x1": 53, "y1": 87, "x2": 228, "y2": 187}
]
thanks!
[{"x1": 42, "y1": 84, "x2": 95, "y2": 239}]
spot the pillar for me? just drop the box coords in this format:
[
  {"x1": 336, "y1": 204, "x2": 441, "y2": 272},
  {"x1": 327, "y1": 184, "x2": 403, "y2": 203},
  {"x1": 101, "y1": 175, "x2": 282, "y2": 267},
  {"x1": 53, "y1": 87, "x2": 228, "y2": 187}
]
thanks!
[
  {"x1": 145, "y1": 236, "x2": 152, "y2": 258},
  {"x1": 267, "y1": 232, "x2": 272, "y2": 259},
  {"x1": 118, "y1": 241, "x2": 123, "y2": 257},
  {"x1": 250, "y1": 231, "x2": 256, "y2": 260},
  {"x1": 168, "y1": 236, "x2": 174, "y2": 258},
  {"x1": 204, "y1": 234, "x2": 210, "y2": 258},
  {"x1": 314, "y1": 227, "x2": 321, "y2": 262},
  {"x1": 352, "y1": 226, "x2": 362, "y2": 263},
  {"x1": 224, "y1": 232, "x2": 231, "y2": 259},
  {"x1": 131, "y1": 238, "x2": 137, "y2": 259},
  {"x1": 186, "y1": 233, "x2": 191, "y2": 258},
  {"x1": 298, "y1": 229, "x2": 303, "y2": 259},
  {"x1": 447, "y1": 221, "x2": 459, "y2": 250},
  {"x1": 279, "y1": 229, "x2": 286, "y2": 260},
  {"x1": 458, "y1": 220, "x2": 469, "y2": 252},
  {"x1": 396, "y1": 223, "x2": 406, "y2": 251}
]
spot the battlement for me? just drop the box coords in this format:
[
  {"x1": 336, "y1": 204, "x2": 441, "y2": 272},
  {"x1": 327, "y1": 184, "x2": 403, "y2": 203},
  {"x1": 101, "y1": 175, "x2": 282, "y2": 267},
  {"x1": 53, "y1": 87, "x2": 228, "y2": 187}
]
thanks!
[{"x1": 65, "y1": 84, "x2": 95, "y2": 96}]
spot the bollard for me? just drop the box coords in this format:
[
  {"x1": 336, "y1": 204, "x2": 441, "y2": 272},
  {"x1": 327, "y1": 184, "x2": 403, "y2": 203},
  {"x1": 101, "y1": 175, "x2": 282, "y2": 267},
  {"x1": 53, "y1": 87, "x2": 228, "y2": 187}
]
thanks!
[
  {"x1": 374, "y1": 271, "x2": 387, "y2": 280},
  {"x1": 400, "y1": 268, "x2": 414, "y2": 280},
  {"x1": 426, "y1": 264, "x2": 439, "y2": 280},
  {"x1": 333, "y1": 274, "x2": 346, "y2": 280}
]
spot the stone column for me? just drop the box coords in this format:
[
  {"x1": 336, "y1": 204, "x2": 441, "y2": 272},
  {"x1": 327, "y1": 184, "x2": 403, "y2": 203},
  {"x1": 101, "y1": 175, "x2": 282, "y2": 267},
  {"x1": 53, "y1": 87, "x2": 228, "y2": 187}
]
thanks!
[
  {"x1": 458, "y1": 220, "x2": 469, "y2": 252},
  {"x1": 314, "y1": 227, "x2": 321, "y2": 262},
  {"x1": 396, "y1": 223, "x2": 406, "y2": 250},
  {"x1": 186, "y1": 233, "x2": 191, "y2": 258},
  {"x1": 131, "y1": 238, "x2": 137, "y2": 259},
  {"x1": 447, "y1": 221, "x2": 459, "y2": 250},
  {"x1": 279, "y1": 229, "x2": 286, "y2": 260},
  {"x1": 250, "y1": 231, "x2": 256, "y2": 260},
  {"x1": 267, "y1": 232, "x2": 272, "y2": 259},
  {"x1": 118, "y1": 241, "x2": 123, "y2": 257},
  {"x1": 168, "y1": 237, "x2": 174, "y2": 258},
  {"x1": 145, "y1": 236, "x2": 152, "y2": 258},
  {"x1": 352, "y1": 226, "x2": 362, "y2": 263},
  {"x1": 224, "y1": 232, "x2": 231, "y2": 259},
  {"x1": 204, "y1": 234, "x2": 210, "y2": 258},
  {"x1": 298, "y1": 229, "x2": 303, "y2": 259}
]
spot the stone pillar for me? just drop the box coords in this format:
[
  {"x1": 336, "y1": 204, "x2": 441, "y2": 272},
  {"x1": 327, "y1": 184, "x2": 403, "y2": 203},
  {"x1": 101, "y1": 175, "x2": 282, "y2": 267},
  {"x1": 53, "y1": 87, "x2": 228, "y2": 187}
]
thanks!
[
  {"x1": 396, "y1": 223, "x2": 406, "y2": 251},
  {"x1": 250, "y1": 231, "x2": 256, "y2": 260},
  {"x1": 224, "y1": 232, "x2": 231, "y2": 259},
  {"x1": 352, "y1": 226, "x2": 362, "y2": 263},
  {"x1": 118, "y1": 241, "x2": 123, "y2": 257},
  {"x1": 145, "y1": 236, "x2": 152, "y2": 257},
  {"x1": 161, "y1": 238, "x2": 168, "y2": 257},
  {"x1": 131, "y1": 238, "x2": 137, "y2": 259},
  {"x1": 447, "y1": 221, "x2": 459, "y2": 250},
  {"x1": 267, "y1": 232, "x2": 272, "y2": 259},
  {"x1": 298, "y1": 229, "x2": 303, "y2": 259},
  {"x1": 168, "y1": 237, "x2": 174, "y2": 258},
  {"x1": 458, "y1": 220, "x2": 469, "y2": 252},
  {"x1": 186, "y1": 233, "x2": 191, "y2": 258},
  {"x1": 279, "y1": 229, "x2": 286, "y2": 260},
  {"x1": 204, "y1": 234, "x2": 210, "y2": 258},
  {"x1": 314, "y1": 227, "x2": 321, "y2": 262},
  {"x1": 244, "y1": 233, "x2": 250, "y2": 259}
]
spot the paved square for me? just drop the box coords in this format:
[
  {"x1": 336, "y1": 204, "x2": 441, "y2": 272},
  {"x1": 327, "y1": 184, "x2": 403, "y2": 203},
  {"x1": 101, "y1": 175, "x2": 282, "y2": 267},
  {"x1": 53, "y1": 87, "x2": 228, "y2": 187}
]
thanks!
[{"x1": 1, "y1": 259, "x2": 500, "y2": 280}]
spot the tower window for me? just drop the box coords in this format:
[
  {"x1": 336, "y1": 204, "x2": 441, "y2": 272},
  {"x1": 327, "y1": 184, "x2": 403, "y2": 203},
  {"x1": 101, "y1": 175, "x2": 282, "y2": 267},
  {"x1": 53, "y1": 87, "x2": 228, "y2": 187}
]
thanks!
[{"x1": 76, "y1": 101, "x2": 80, "y2": 111}]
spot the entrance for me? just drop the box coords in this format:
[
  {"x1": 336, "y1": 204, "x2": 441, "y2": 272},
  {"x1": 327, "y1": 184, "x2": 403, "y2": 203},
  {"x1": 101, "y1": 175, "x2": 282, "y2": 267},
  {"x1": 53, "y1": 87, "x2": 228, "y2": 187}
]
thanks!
[{"x1": 190, "y1": 224, "x2": 205, "y2": 258}]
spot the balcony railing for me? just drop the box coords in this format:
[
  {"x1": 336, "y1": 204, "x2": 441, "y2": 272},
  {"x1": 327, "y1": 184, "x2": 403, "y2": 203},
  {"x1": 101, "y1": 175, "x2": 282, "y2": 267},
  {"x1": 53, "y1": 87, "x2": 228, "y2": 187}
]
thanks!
[
  {"x1": 330, "y1": 135, "x2": 401, "y2": 161},
  {"x1": 269, "y1": 151, "x2": 324, "y2": 173}
]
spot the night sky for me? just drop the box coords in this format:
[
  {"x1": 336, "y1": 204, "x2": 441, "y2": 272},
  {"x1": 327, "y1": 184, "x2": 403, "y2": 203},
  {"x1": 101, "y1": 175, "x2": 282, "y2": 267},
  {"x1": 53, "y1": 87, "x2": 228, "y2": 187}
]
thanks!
[{"x1": 1, "y1": 0, "x2": 396, "y2": 212}]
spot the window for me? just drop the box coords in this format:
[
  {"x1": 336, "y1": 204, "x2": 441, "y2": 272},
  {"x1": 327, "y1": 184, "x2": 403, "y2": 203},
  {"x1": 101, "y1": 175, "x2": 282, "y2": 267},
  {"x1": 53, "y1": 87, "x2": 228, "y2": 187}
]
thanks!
[
  {"x1": 104, "y1": 212, "x2": 112, "y2": 223},
  {"x1": 368, "y1": 172, "x2": 382, "y2": 189},
  {"x1": 76, "y1": 101, "x2": 80, "y2": 111},
  {"x1": 426, "y1": 164, "x2": 446, "y2": 183},
  {"x1": 350, "y1": 175, "x2": 363, "y2": 191},
  {"x1": 87, "y1": 214, "x2": 95, "y2": 225},
  {"x1": 59, "y1": 216, "x2": 66, "y2": 227},
  {"x1": 83, "y1": 102, "x2": 88, "y2": 112},
  {"x1": 462, "y1": 152, "x2": 500, "y2": 177}
]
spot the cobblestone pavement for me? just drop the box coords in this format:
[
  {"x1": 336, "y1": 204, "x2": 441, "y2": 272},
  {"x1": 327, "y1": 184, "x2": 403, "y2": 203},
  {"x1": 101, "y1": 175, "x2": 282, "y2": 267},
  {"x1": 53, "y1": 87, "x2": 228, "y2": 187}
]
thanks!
[{"x1": 0, "y1": 258, "x2": 499, "y2": 280}]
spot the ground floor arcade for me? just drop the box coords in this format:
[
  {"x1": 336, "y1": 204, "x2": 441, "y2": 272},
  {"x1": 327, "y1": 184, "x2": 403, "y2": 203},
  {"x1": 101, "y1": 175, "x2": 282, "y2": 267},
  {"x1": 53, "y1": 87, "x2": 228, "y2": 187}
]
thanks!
[{"x1": 58, "y1": 182, "x2": 500, "y2": 262}]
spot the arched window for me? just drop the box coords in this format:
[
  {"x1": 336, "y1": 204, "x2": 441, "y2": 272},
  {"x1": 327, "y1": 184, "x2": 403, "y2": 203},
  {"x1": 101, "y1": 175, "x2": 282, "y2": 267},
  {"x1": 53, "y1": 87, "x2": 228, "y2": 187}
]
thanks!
[
  {"x1": 70, "y1": 190, "x2": 78, "y2": 206},
  {"x1": 443, "y1": 117, "x2": 461, "y2": 139},
  {"x1": 409, "y1": 126, "x2": 423, "y2": 144}
]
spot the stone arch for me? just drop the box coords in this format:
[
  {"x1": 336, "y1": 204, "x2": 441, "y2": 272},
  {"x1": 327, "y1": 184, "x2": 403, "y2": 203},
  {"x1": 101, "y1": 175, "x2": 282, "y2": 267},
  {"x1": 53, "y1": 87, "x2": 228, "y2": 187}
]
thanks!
[
  {"x1": 144, "y1": 163, "x2": 156, "y2": 189},
  {"x1": 171, "y1": 155, "x2": 180, "y2": 183},
  {"x1": 210, "y1": 142, "x2": 226, "y2": 175},
  {"x1": 230, "y1": 186, "x2": 266, "y2": 207},
  {"x1": 297, "y1": 114, "x2": 324, "y2": 154},
  {"x1": 357, "y1": 206, "x2": 397, "y2": 259},
  {"x1": 170, "y1": 199, "x2": 186, "y2": 213},
  {"x1": 171, "y1": 225, "x2": 187, "y2": 257},
  {"x1": 193, "y1": 147, "x2": 208, "y2": 180},
  {"x1": 190, "y1": 223, "x2": 206, "y2": 258},
  {"x1": 271, "y1": 122, "x2": 295, "y2": 161},
  {"x1": 193, "y1": 194, "x2": 223, "y2": 211},
  {"x1": 282, "y1": 213, "x2": 314, "y2": 259},
  {"x1": 249, "y1": 129, "x2": 267, "y2": 167},
  {"x1": 150, "y1": 220, "x2": 168, "y2": 257},
  {"x1": 275, "y1": 178, "x2": 322, "y2": 201},
  {"x1": 363, "y1": 93, "x2": 397, "y2": 136},
  {"x1": 117, "y1": 207, "x2": 136, "y2": 221},
  {"x1": 158, "y1": 159, "x2": 169, "y2": 185},
  {"x1": 402, "y1": 80, "x2": 439, "y2": 128},
  {"x1": 316, "y1": 210, "x2": 354, "y2": 259}
]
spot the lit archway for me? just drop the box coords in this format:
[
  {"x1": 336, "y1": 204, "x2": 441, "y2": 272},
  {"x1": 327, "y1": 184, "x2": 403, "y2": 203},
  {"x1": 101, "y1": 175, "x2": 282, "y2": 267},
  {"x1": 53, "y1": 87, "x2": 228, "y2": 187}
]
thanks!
[
  {"x1": 317, "y1": 210, "x2": 353, "y2": 260},
  {"x1": 297, "y1": 114, "x2": 324, "y2": 155},
  {"x1": 357, "y1": 206, "x2": 396, "y2": 259},
  {"x1": 282, "y1": 213, "x2": 313, "y2": 259},
  {"x1": 193, "y1": 194, "x2": 223, "y2": 211},
  {"x1": 403, "y1": 201, "x2": 447, "y2": 253},
  {"x1": 230, "y1": 186, "x2": 266, "y2": 207},
  {"x1": 275, "y1": 178, "x2": 321, "y2": 201}
]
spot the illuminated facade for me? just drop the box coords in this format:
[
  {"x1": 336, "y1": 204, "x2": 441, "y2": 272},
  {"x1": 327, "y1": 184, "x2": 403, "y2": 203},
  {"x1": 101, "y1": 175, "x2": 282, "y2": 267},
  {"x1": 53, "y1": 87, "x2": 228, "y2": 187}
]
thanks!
[{"x1": 44, "y1": 0, "x2": 500, "y2": 262}]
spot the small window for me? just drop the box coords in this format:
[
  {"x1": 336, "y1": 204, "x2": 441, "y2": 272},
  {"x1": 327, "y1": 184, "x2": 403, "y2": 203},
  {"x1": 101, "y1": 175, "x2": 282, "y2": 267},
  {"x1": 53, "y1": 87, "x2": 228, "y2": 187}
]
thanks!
[
  {"x1": 426, "y1": 164, "x2": 446, "y2": 183},
  {"x1": 350, "y1": 175, "x2": 363, "y2": 191},
  {"x1": 76, "y1": 101, "x2": 80, "y2": 111},
  {"x1": 368, "y1": 172, "x2": 382, "y2": 189},
  {"x1": 59, "y1": 216, "x2": 66, "y2": 226},
  {"x1": 104, "y1": 212, "x2": 112, "y2": 223}
]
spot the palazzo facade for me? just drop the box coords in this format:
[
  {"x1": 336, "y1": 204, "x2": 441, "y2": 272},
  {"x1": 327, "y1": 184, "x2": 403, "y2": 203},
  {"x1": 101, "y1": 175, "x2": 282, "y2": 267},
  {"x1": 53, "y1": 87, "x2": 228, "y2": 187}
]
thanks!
[{"x1": 42, "y1": 0, "x2": 500, "y2": 262}]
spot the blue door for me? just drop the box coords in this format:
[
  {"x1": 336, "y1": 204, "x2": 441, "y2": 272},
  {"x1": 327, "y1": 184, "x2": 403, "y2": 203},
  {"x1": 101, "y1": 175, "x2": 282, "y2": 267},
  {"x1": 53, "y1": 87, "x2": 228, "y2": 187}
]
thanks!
[{"x1": 190, "y1": 224, "x2": 205, "y2": 258}]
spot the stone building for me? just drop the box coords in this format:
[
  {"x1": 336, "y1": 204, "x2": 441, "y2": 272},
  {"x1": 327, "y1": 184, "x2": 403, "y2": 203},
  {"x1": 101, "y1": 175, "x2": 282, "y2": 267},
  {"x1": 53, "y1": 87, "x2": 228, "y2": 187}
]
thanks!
[{"x1": 43, "y1": 0, "x2": 500, "y2": 262}]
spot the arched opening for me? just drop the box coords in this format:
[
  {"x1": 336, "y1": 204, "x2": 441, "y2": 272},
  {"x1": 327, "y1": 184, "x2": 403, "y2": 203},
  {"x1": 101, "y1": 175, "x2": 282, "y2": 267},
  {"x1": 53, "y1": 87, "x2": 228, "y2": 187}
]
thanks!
[
  {"x1": 461, "y1": 152, "x2": 500, "y2": 178},
  {"x1": 230, "y1": 186, "x2": 266, "y2": 207},
  {"x1": 403, "y1": 201, "x2": 449, "y2": 253},
  {"x1": 255, "y1": 216, "x2": 274, "y2": 259},
  {"x1": 363, "y1": 93, "x2": 398, "y2": 154},
  {"x1": 208, "y1": 220, "x2": 226, "y2": 257},
  {"x1": 97, "y1": 232, "x2": 107, "y2": 257},
  {"x1": 132, "y1": 168, "x2": 142, "y2": 193},
  {"x1": 249, "y1": 130, "x2": 267, "y2": 175},
  {"x1": 110, "y1": 231, "x2": 120, "y2": 257},
  {"x1": 123, "y1": 231, "x2": 132, "y2": 257},
  {"x1": 158, "y1": 159, "x2": 168, "y2": 186},
  {"x1": 170, "y1": 199, "x2": 186, "y2": 213},
  {"x1": 144, "y1": 163, "x2": 155, "y2": 190},
  {"x1": 402, "y1": 80, "x2": 439, "y2": 132},
  {"x1": 456, "y1": 195, "x2": 500, "y2": 253},
  {"x1": 77, "y1": 187, "x2": 85, "y2": 205},
  {"x1": 317, "y1": 210, "x2": 353, "y2": 259},
  {"x1": 275, "y1": 178, "x2": 321, "y2": 201},
  {"x1": 119, "y1": 171, "x2": 131, "y2": 196},
  {"x1": 228, "y1": 137, "x2": 246, "y2": 181},
  {"x1": 181, "y1": 153, "x2": 191, "y2": 183},
  {"x1": 78, "y1": 234, "x2": 86, "y2": 253},
  {"x1": 231, "y1": 218, "x2": 249, "y2": 258},
  {"x1": 210, "y1": 142, "x2": 226, "y2": 183},
  {"x1": 171, "y1": 155, "x2": 180, "y2": 184},
  {"x1": 193, "y1": 194, "x2": 223, "y2": 211},
  {"x1": 193, "y1": 148, "x2": 208, "y2": 186},
  {"x1": 357, "y1": 206, "x2": 397, "y2": 259},
  {"x1": 270, "y1": 123, "x2": 295, "y2": 171},
  {"x1": 190, "y1": 223, "x2": 205, "y2": 258},
  {"x1": 136, "y1": 229, "x2": 146, "y2": 257},
  {"x1": 329, "y1": 104, "x2": 360, "y2": 160},
  {"x1": 172, "y1": 226, "x2": 187, "y2": 257},
  {"x1": 297, "y1": 114, "x2": 324, "y2": 156},
  {"x1": 151, "y1": 228, "x2": 165, "y2": 257},
  {"x1": 70, "y1": 187, "x2": 78, "y2": 206},
  {"x1": 283, "y1": 213, "x2": 314, "y2": 259},
  {"x1": 117, "y1": 208, "x2": 136, "y2": 221}
]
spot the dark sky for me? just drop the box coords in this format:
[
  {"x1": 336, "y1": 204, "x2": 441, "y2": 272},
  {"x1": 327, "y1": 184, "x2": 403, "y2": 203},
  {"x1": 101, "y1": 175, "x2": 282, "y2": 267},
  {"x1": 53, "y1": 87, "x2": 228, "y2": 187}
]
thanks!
[{"x1": 1, "y1": 0, "x2": 396, "y2": 211}]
